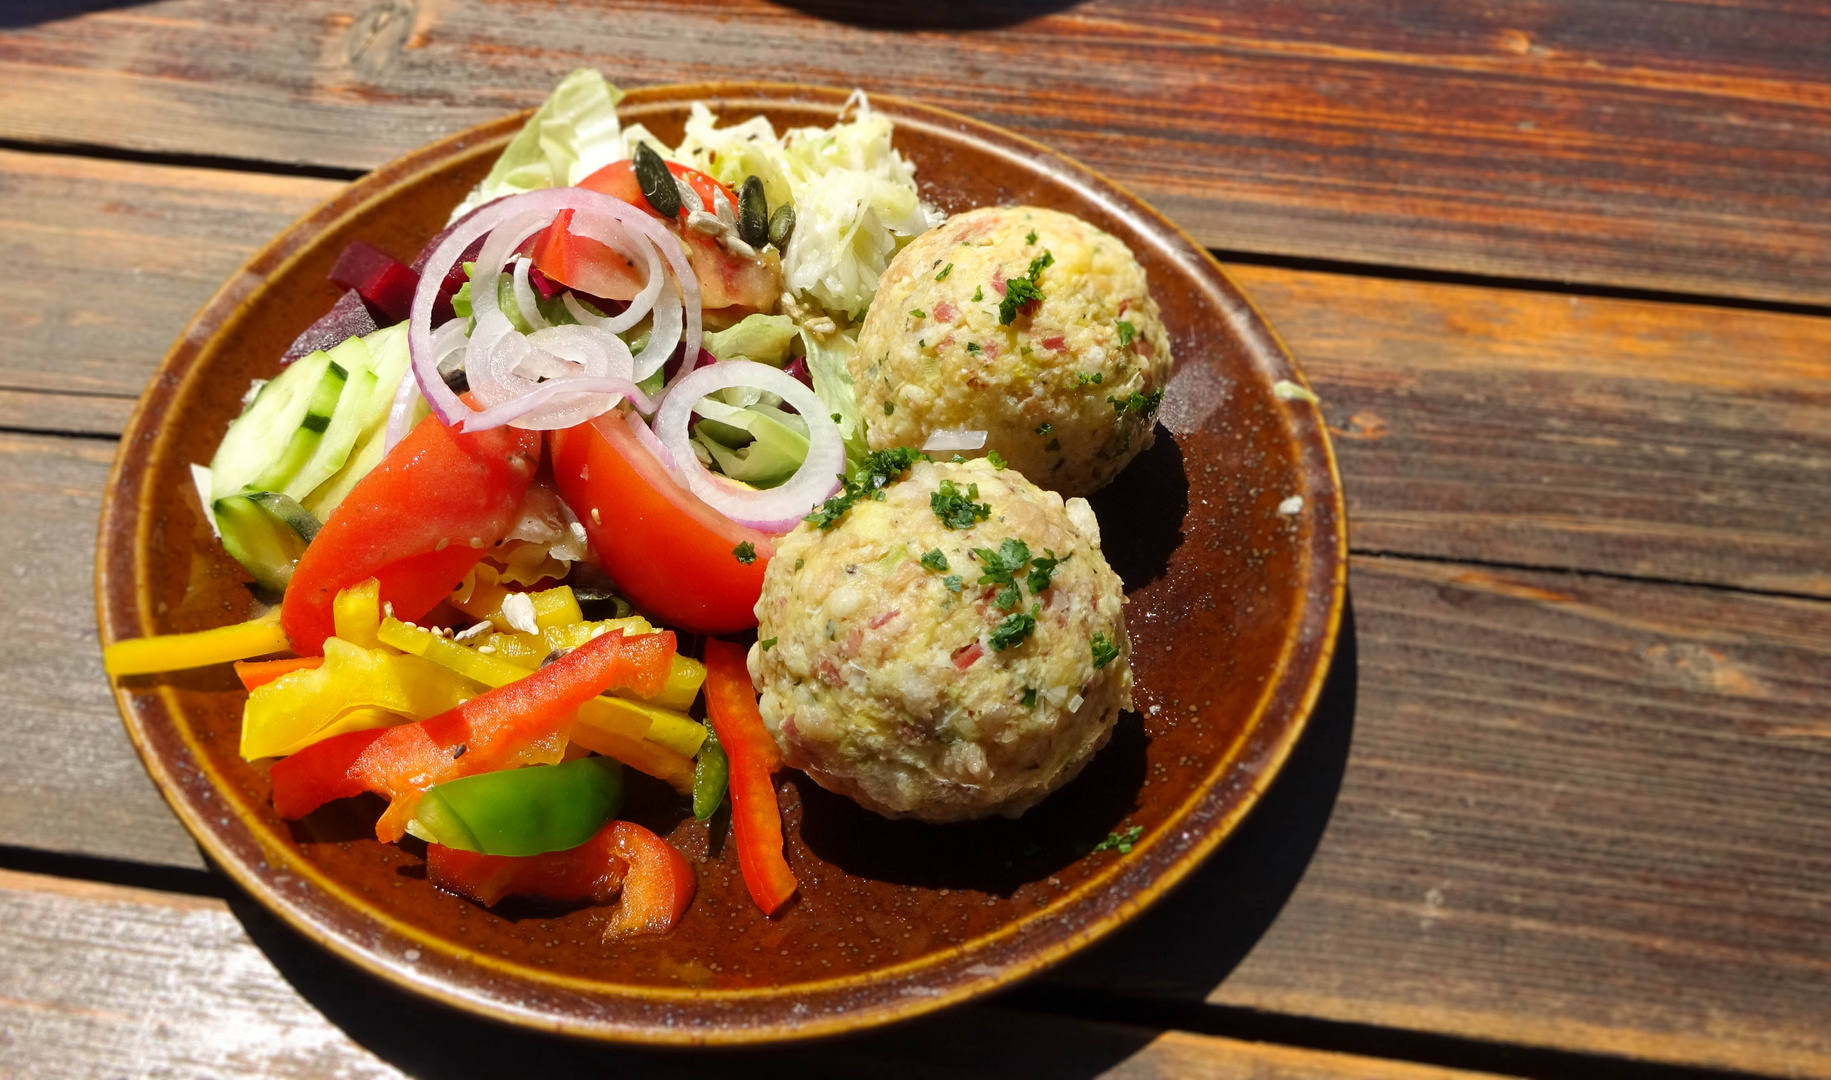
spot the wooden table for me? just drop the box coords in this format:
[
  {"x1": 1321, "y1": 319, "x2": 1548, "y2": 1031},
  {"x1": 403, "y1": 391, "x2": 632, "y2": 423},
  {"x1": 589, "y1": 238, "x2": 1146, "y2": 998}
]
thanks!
[{"x1": 3, "y1": 2, "x2": 1828, "y2": 1076}]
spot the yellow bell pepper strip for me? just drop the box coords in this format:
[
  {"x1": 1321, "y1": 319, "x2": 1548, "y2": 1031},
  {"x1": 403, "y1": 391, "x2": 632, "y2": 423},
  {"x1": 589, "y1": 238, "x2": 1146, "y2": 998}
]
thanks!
[
  {"x1": 379, "y1": 617, "x2": 699, "y2": 791},
  {"x1": 586, "y1": 695, "x2": 706, "y2": 759},
  {"x1": 546, "y1": 620, "x2": 706, "y2": 711},
  {"x1": 480, "y1": 631, "x2": 546, "y2": 666},
  {"x1": 103, "y1": 607, "x2": 289, "y2": 677},
  {"x1": 332, "y1": 578, "x2": 384, "y2": 650},
  {"x1": 240, "y1": 638, "x2": 480, "y2": 760},
  {"x1": 235, "y1": 656, "x2": 323, "y2": 692}
]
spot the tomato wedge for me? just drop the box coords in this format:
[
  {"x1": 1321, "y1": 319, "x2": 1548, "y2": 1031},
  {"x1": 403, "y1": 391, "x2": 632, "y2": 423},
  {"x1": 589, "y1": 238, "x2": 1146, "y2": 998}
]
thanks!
[
  {"x1": 527, "y1": 208, "x2": 646, "y2": 302},
  {"x1": 281, "y1": 411, "x2": 540, "y2": 655},
  {"x1": 551, "y1": 411, "x2": 773, "y2": 635},
  {"x1": 576, "y1": 159, "x2": 736, "y2": 225}
]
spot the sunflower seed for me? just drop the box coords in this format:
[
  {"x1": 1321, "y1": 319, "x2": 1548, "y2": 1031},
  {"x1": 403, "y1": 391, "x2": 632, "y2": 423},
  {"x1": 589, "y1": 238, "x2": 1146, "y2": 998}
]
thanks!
[{"x1": 687, "y1": 210, "x2": 728, "y2": 236}]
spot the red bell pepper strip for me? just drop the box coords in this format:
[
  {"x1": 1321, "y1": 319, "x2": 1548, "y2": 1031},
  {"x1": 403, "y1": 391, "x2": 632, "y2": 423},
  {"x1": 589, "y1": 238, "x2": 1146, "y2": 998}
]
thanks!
[
  {"x1": 270, "y1": 629, "x2": 677, "y2": 842},
  {"x1": 234, "y1": 656, "x2": 323, "y2": 692},
  {"x1": 281, "y1": 409, "x2": 540, "y2": 655},
  {"x1": 702, "y1": 639, "x2": 795, "y2": 917},
  {"x1": 601, "y1": 820, "x2": 697, "y2": 938},
  {"x1": 428, "y1": 822, "x2": 629, "y2": 907}
]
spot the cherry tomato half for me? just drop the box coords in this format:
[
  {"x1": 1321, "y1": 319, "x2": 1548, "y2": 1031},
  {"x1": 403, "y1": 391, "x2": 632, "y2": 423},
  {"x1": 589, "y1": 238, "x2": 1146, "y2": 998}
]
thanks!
[{"x1": 551, "y1": 411, "x2": 775, "y2": 635}]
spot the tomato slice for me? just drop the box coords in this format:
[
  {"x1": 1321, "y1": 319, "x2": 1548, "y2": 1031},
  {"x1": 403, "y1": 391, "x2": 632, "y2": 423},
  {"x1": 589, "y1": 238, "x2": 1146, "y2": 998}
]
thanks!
[
  {"x1": 281, "y1": 412, "x2": 541, "y2": 655},
  {"x1": 551, "y1": 411, "x2": 773, "y2": 635},
  {"x1": 527, "y1": 209, "x2": 646, "y2": 302}
]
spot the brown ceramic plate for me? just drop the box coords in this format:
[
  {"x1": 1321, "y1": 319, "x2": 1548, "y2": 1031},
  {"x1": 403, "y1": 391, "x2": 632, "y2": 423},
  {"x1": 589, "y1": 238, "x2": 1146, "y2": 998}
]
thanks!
[{"x1": 96, "y1": 83, "x2": 1345, "y2": 1044}]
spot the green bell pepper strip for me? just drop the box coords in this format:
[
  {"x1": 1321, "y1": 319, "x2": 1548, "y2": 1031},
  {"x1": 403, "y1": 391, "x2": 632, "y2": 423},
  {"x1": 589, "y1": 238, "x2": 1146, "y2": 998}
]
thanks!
[
  {"x1": 408, "y1": 756, "x2": 624, "y2": 856},
  {"x1": 692, "y1": 724, "x2": 729, "y2": 821}
]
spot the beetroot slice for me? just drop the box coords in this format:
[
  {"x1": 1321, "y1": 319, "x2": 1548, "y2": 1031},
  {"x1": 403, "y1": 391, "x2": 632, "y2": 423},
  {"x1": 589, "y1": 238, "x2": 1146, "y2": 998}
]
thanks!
[
  {"x1": 329, "y1": 240, "x2": 419, "y2": 324},
  {"x1": 283, "y1": 288, "x2": 379, "y2": 362}
]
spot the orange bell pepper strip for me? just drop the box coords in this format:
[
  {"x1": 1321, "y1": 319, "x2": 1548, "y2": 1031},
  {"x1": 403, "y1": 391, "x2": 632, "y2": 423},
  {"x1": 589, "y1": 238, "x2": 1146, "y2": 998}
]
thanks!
[
  {"x1": 427, "y1": 820, "x2": 695, "y2": 938},
  {"x1": 234, "y1": 656, "x2": 323, "y2": 692},
  {"x1": 702, "y1": 639, "x2": 796, "y2": 917},
  {"x1": 281, "y1": 408, "x2": 540, "y2": 656},
  {"x1": 270, "y1": 629, "x2": 676, "y2": 841}
]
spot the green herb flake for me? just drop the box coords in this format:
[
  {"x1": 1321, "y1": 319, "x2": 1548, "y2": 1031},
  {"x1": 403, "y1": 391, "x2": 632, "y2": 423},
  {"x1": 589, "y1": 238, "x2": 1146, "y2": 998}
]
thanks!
[
  {"x1": 794, "y1": 558, "x2": 805, "y2": 571},
  {"x1": 1025, "y1": 229, "x2": 1038, "y2": 245},
  {"x1": 989, "y1": 604, "x2": 1041, "y2": 651},
  {"x1": 884, "y1": 400, "x2": 896, "y2": 415},
  {"x1": 943, "y1": 574, "x2": 964, "y2": 593},
  {"x1": 806, "y1": 446, "x2": 926, "y2": 529},
  {"x1": 1091, "y1": 825, "x2": 1144, "y2": 854},
  {"x1": 1076, "y1": 371, "x2": 1104, "y2": 386},
  {"x1": 1091, "y1": 631, "x2": 1121, "y2": 669},
  {"x1": 759, "y1": 637, "x2": 778, "y2": 651},
  {"x1": 987, "y1": 449, "x2": 1007, "y2": 470},
  {"x1": 966, "y1": 341, "x2": 982, "y2": 355},
  {"x1": 935, "y1": 263, "x2": 953, "y2": 281},
  {"x1": 733, "y1": 541, "x2": 757, "y2": 565},
  {"x1": 1115, "y1": 320, "x2": 1137, "y2": 348},
  {"x1": 1027, "y1": 548, "x2": 1070, "y2": 593},
  {"x1": 971, "y1": 538, "x2": 1033, "y2": 607},
  {"x1": 830, "y1": 412, "x2": 842, "y2": 423},
  {"x1": 998, "y1": 276, "x2": 1043, "y2": 325},
  {"x1": 971, "y1": 286, "x2": 985, "y2": 303},
  {"x1": 920, "y1": 549, "x2": 949, "y2": 573},
  {"x1": 1026, "y1": 251, "x2": 1055, "y2": 280},
  {"x1": 1035, "y1": 423, "x2": 1053, "y2": 436},
  {"x1": 909, "y1": 309, "x2": 926, "y2": 319},
  {"x1": 1109, "y1": 388, "x2": 1166, "y2": 418},
  {"x1": 1021, "y1": 687, "x2": 1037, "y2": 709},
  {"x1": 931, "y1": 479, "x2": 991, "y2": 529}
]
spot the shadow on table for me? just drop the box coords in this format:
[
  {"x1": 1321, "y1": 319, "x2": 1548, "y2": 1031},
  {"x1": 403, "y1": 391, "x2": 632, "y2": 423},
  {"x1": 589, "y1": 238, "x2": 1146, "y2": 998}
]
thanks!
[
  {"x1": 0, "y1": 0, "x2": 149, "y2": 29},
  {"x1": 225, "y1": 607, "x2": 1354, "y2": 1076},
  {"x1": 765, "y1": 0, "x2": 1080, "y2": 31}
]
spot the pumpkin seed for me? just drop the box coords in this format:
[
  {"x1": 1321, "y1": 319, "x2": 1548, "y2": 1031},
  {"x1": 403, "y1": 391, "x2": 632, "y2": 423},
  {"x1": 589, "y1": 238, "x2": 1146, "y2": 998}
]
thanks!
[
  {"x1": 634, "y1": 143, "x2": 680, "y2": 218},
  {"x1": 768, "y1": 203, "x2": 796, "y2": 248},
  {"x1": 738, "y1": 175, "x2": 769, "y2": 248}
]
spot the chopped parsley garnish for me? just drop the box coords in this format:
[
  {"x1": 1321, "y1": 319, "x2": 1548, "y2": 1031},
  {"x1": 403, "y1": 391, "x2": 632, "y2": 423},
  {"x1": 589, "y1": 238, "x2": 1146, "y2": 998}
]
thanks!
[
  {"x1": 1027, "y1": 548, "x2": 1069, "y2": 593},
  {"x1": 794, "y1": 558, "x2": 805, "y2": 571},
  {"x1": 1024, "y1": 229, "x2": 1038, "y2": 244},
  {"x1": 759, "y1": 637, "x2": 778, "y2": 651},
  {"x1": 931, "y1": 479, "x2": 990, "y2": 529},
  {"x1": 989, "y1": 604, "x2": 1040, "y2": 651},
  {"x1": 998, "y1": 250, "x2": 1052, "y2": 325},
  {"x1": 972, "y1": 538, "x2": 1032, "y2": 610},
  {"x1": 1076, "y1": 371, "x2": 1104, "y2": 386},
  {"x1": 733, "y1": 542, "x2": 757, "y2": 565},
  {"x1": 909, "y1": 309, "x2": 926, "y2": 319},
  {"x1": 806, "y1": 446, "x2": 925, "y2": 529},
  {"x1": 1034, "y1": 423, "x2": 1052, "y2": 436},
  {"x1": 883, "y1": 400, "x2": 896, "y2": 415},
  {"x1": 1115, "y1": 320, "x2": 1136, "y2": 348},
  {"x1": 1091, "y1": 631, "x2": 1120, "y2": 669},
  {"x1": 1109, "y1": 388, "x2": 1166, "y2": 418},
  {"x1": 942, "y1": 574, "x2": 963, "y2": 593},
  {"x1": 971, "y1": 286, "x2": 984, "y2": 303},
  {"x1": 1091, "y1": 825, "x2": 1143, "y2": 854},
  {"x1": 987, "y1": 449, "x2": 1007, "y2": 470},
  {"x1": 965, "y1": 341, "x2": 981, "y2": 354},
  {"x1": 831, "y1": 412, "x2": 842, "y2": 423},
  {"x1": 1021, "y1": 688, "x2": 1037, "y2": 709},
  {"x1": 920, "y1": 548, "x2": 949, "y2": 573},
  {"x1": 935, "y1": 262, "x2": 953, "y2": 281}
]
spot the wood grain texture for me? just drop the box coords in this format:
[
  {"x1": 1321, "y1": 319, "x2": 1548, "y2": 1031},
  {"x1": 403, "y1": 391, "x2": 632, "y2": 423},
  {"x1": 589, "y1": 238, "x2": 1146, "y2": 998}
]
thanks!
[
  {"x1": 1231, "y1": 264, "x2": 1831, "y2": 596},
  {"x1": 1054, "y1": 555, "x2": 1831, "y2": 1078},
  {"x1": 0, "y1": 868, "x2": 1513, "y2": 1080},
  {"x1": 11, "y1": 153, "x2": 1827, "y2": 593},
  {"x1": 0, "y1": 433, "x2": 206, "y2": 869},
  {"x1": 1, "y1": 1, "x2": 1827, "y2": 302}
]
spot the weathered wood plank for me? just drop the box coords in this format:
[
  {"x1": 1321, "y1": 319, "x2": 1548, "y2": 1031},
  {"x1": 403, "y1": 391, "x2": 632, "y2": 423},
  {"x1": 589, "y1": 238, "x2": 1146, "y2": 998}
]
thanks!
[
  {"x1": 0, "y1": 1, "x2": 1827, "y2": 303},
  {"x1": 0, "y1": 868, "x2": 1513, "y2": 1080},
  {"x1": 9, "y1": 153, "x2": 1831, "y2": 592},
  {"x1": 5, "y1": 415, "x2": 1826, "y2": 1072},
  {"x1": 0, "y1": 388, "x2": 136, "y2": 437},
  {"x1": 0, "y1": 432, "x2": 206, "y2": 869},
  {"x1": 1053, "y1": 555, "x2": 1831, "y2": 1078}
]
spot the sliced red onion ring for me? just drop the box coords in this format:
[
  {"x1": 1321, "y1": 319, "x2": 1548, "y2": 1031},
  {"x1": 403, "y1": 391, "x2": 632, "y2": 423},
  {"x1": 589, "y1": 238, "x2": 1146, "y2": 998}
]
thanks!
[
  {"x1": 922, "y1": 428, "x2": 988, "y2": 452},
  {"x1": 653, "y1": 360, "x2": 845, "y2": 534},
  {"x1": 408, "y1": 188, "x2": 702, "y2": 434},
  {"x1": 464, "y1": 377, "x2": 655, "y2": 432},
  {"x1": 510, "y1": 257, "x2": 548, "y2": 331},
  {"x1": 625, "y1": 407, "x2": 680, "y2": 477},
  {"x1": 383, "y1": 319, "x2": 469, "y2": 451}
]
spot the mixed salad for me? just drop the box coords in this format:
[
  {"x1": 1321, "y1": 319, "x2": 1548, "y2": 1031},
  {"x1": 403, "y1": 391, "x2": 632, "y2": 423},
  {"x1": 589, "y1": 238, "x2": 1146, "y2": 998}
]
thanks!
[{"x1": 108, "y1": 71, "x2": 944, "y2": 931}]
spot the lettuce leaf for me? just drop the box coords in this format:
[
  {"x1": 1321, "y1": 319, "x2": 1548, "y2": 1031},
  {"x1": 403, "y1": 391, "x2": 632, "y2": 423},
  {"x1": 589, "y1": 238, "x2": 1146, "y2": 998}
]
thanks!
[
  {"x1": 704, "y1": 313, "x2": 798, "y2": 366},
  {"x1": 800, "y1": 326, "x2": 870, "y2": 473},
  {"x1": 451, "y1": 69, "x2": 626, "y2": 221}
]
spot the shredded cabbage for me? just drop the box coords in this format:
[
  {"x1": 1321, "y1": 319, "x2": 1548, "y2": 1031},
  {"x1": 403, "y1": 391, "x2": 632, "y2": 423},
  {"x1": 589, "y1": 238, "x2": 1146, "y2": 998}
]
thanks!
[
  {"x1": 673, "y1": 93, "x2": 941, "y2": 315},
  {"x1": 800, "y1": 326, "x2": 870, "y2": 473},
  {"x1": 451, "y1": 70, "x2": 626, "y2": 221},
  {"x1": 704, "y1": 313, "x2": 798, "y2": 366}
]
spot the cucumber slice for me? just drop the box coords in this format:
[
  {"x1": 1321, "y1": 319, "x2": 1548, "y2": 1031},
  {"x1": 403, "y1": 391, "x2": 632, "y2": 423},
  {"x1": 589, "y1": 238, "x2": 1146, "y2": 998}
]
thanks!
[
  {"x1": 303, "y1": 422, "x2": 387, "y2": 520},
  {"x1": 215, "y1": 492, "x2": 320, "y2": 592},
  {"x1": 281, "y1": 333, "x2": 378, "y2": 502},
  {"x1": 250, "y1": 358, "x2": 349, "y2": 493},
  {"x1": 299, "y1": 323, "x2": 415, "y2": 520},
  {"x1": 210, "y1": 350, "x2": 339, "y2": 503}
]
